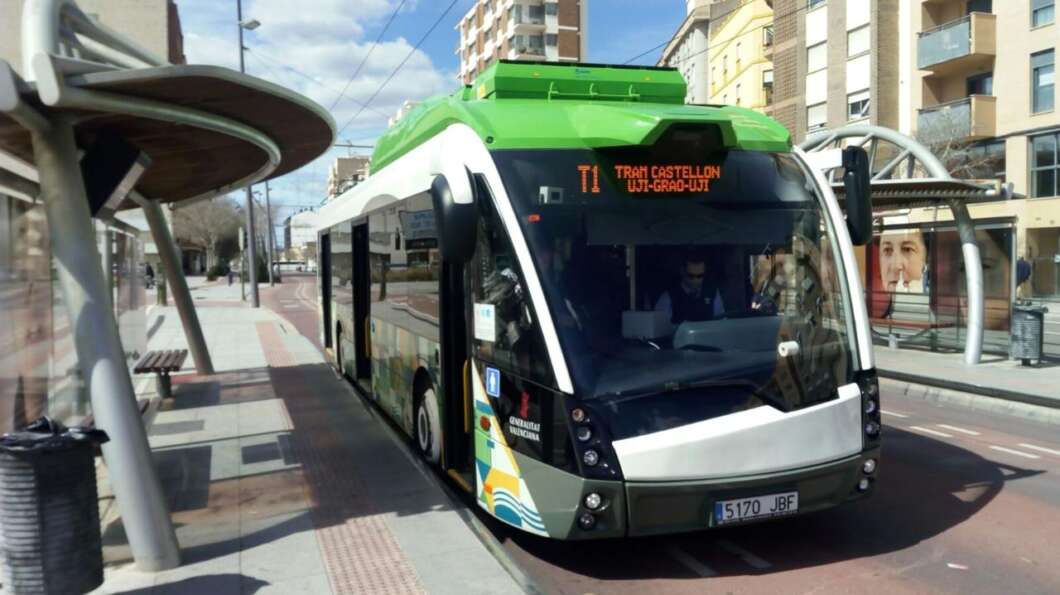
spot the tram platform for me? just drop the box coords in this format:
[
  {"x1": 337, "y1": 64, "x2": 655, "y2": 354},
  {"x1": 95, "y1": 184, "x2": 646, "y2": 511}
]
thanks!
[
  {"x1": 875, "y1": 346, "x2": 1060, "y2": 425},
  {"x1": 91, "y1": 303, "x2": 522, "y2": 594}
]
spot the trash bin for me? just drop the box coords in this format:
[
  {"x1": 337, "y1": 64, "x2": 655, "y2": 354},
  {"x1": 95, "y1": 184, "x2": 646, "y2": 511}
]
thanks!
[
  {"x1": 1011, "y1": 304, "x2": 1048, "y2": 365},
  {"x1": 0, "y1": 418, "x2": 109, "y2": 595}
]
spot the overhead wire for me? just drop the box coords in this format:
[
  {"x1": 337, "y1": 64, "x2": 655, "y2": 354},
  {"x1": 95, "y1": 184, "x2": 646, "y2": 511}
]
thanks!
[
  {"x1": 621, "y1": 0, "x2": 818, "y2": 68},
  {"x1": 328, "y1": 0, "x2": 408, "y2": 112},
  {"x1": 245, "y1": 46, "x2": 392, "y2": 118},
  {"x1": 336, "y1": 0, "x2": 461, "y2": 137}
]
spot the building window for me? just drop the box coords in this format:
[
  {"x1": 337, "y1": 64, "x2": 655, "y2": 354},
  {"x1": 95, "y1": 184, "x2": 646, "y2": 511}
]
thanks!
[
  {"x1": 1032, "y1": 49, "x2": 1055, "y2": 113},
  {"x1": 848, "y1": 89, "x2": 870, "y2": 120},
  {"x1": 1033, "y1": 0, "x2": 1055, "y2": 26},
  {"x1": 545, "y1": 2, "x2": 558, "y2": 16},
  {"x1": 736, "y1": 84, "x2": 742, "y2": 104},
  {"x1": 807, "y1": 42, "x2": 827, "y2": 73},
  {"x1": 1031, "y1": 132, "x2": 1059, "y2": 197},
  {"x1": 546, "y1": 34, "x2": 557, "y2": 46},
  {"x1": 808, "y1": 0, "x2": 826, "y2": 9},
  {"x1": 764, "y1": 25, "x2": 774, "y2": 47},
  {"x1": 528, "y1": 4, "x2": 545, "y2": 22},
  {"x1": 808, "y1": 102, "x2": 827, "y2": 131},
  {"x1": 966, "y1": 72, "x2": 993, "y2": 95},
  {"x1": 736, "y1": 42, "x2": 742, "y2": 68},
  {"x1": 847, "y1": 25, "x2": 870, "y2": 57},
  {"x1": 763, "y1": 69, "x2": 774, "y2": 104}
]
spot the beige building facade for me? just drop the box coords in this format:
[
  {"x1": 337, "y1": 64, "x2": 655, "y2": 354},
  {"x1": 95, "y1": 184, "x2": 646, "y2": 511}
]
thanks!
[
  {"x1": 707, "y1": 0, "x2": 775, "y2": 111},
  {"x1": 659, "y1": 0, "x2": 713, "y2": 104},
  {"x1": 905, "y1": 0, "x2": 1059, "y2": 297},
  {"x1": 0, "y1": 0, "x2": 185, "y2": 76},
  {"x1": 456, "y1": 0, "x2": 588, "y2": 84},
  {"x1": 770, "y1": 0, "x2": 904, "y2": 141}
]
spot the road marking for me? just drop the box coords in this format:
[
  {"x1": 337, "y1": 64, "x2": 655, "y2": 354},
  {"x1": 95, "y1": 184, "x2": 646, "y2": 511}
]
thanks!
[
  {"x1": 667, "y1": 545, "x2": 718, "y2": 578},
  {"x1": 718, "y1": 539, "x2": 772, "y2": 570},
  {"x1": 909, "y1": 426, "x2": 953, "y2": 438},
  {"x1": 882, "y1": 410, "x2": 909, "y2": 418},
  {"x1": 1019, "y1": 443, "x2": 1060, "y2": 457},
  {"x1": 937, "y1": 424, "x2": 980, "y2": 436},
  {"x1": 989, "y1": 446, "x2": 1041, "y2": 460}
]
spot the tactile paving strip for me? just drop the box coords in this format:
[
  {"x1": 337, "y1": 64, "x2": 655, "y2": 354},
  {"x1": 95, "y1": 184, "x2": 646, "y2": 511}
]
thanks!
[{"x1": 257, "y1": 322, "x2": 425, "y2": 594}]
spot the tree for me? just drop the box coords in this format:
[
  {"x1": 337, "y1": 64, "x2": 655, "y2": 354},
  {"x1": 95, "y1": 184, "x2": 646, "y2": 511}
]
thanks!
[
  {"x1": 171, "y1": 197, "x2": 242, "y2": 269},
  {"x1": 915, "y1": 109, "x2": 1003, "y2": 181}
]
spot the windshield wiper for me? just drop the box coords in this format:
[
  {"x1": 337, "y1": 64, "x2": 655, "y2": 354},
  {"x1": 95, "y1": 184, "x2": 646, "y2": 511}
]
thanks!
[{"x1": 594, "y1": 377, "x2": 795, "y2": 412}]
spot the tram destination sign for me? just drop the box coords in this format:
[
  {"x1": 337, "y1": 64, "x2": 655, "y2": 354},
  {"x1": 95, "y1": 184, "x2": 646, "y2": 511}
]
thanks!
[{"x1": 577, "y1": 164, "x2": 723, "y2": 195}]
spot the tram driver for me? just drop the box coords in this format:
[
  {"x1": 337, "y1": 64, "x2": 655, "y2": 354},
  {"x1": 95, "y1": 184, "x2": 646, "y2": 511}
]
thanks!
[{"x1": 654, "y1": 251, "x2": 726, "y2": 324}]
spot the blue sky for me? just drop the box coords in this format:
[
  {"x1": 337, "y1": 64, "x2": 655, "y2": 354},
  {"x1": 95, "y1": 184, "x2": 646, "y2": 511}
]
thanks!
[{"x1": 175, "y1": 0, "x2": 684, "y2": 218}]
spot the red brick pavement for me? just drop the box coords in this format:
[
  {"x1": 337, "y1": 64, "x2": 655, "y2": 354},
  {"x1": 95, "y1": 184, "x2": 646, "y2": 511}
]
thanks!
[{"x1": 255, "y1": 321, "x2": 425, "y2": 595}]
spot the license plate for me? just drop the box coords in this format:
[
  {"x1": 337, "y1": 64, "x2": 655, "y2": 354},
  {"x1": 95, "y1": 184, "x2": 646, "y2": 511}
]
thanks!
[{"x1": 714, "y1": 491, "x2": 799, "y2": 526}]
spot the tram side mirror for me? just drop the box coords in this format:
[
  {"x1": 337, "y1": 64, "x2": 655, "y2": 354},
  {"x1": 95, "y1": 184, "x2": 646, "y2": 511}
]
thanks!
[
  {"x1": 842, "y1": 146, "x2": 873, "y2": 246},
  {"x1": 431, "y1": 170, "x2": 478, "y2": 263}
]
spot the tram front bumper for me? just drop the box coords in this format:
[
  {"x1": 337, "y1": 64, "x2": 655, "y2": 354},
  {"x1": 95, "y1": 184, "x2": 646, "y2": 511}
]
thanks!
[{"x1": 621, "y1": 451, "x2": 877, "y2": 537}]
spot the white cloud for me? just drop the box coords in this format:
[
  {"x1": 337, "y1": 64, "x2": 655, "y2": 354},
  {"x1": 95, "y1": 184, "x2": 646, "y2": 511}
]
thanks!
[{"x1": 178, "y1": 0, "x2": 457, "y2": 209}]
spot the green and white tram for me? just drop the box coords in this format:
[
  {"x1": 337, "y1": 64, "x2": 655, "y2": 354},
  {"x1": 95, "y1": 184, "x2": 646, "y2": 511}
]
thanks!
[{"x1": 316, "y1": 61, "x2": 881, "y2": 539}]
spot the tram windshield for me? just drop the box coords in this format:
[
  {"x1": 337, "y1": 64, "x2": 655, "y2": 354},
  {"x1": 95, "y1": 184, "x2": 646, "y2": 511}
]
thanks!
[{"x1": 491, "y1": 136, "x2": 858, "y2": 439}]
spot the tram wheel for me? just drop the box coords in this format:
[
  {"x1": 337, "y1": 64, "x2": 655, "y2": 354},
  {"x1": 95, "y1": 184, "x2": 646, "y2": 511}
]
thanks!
[{"x1": 415, "y1": 387, "x2": 442, "y2": 464}]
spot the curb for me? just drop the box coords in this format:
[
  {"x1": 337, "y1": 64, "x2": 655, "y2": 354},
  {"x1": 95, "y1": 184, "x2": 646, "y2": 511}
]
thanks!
[
  {"x1": 880, "y1": 375, "x2": 1060, "y2": 427},
  {"x1": 877, "y1": 368, "x2": 1060, "y2": 411}
]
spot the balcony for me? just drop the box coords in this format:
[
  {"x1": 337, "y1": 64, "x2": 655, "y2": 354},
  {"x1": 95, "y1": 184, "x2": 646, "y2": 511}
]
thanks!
[
  {"x1": 918, "y1": 13, "x2": 996, "y2": 76},
  {"x1": 511, "y1": 44, "x2": 545, "y2": 57},
  {"x1": 917, "y1": 95, "x2": 997, "y2": 142}
]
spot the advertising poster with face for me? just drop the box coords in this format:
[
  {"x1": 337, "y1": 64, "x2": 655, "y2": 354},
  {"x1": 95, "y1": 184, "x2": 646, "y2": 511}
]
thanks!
[{"x1": 868, "y1": 225, "x2": 1013, "y2": 332}]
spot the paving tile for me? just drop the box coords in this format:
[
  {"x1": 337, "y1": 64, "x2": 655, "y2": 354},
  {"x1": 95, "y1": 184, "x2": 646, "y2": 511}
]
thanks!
[
  {"x1": 239, "y1": 512, "x2": 327, "y2": 583},
  {"x1": 242, "y1": 572, "x2": 332, "y2": 595}
]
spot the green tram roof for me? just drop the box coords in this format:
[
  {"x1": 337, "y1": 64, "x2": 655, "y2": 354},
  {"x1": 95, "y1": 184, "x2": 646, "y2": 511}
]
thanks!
[{"x1": 370, "y1": 61, "x2": 791, "y2": 173}]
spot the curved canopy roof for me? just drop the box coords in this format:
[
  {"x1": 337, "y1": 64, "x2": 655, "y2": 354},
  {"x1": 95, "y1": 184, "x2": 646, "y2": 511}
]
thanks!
[{"x1": 0, "y1": 63, "x2": 334, "y2": 208}]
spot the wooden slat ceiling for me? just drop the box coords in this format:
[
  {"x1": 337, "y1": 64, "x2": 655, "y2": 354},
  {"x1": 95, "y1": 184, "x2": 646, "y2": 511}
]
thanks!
[{"x1": 0, "y1": 65, "x2": 334, "y2": 208}]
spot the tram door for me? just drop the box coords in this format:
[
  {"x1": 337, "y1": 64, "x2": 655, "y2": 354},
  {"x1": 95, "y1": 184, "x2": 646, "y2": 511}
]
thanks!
[
  {"x1": 440, "y1": 260, "x2": 472, "y2": 473},
  {"x1": 320, "y1": 233, "x2": 332, "y2": 349},
  {"x1": 352, "y1": 223, "x2": 372, "y2": 385}
]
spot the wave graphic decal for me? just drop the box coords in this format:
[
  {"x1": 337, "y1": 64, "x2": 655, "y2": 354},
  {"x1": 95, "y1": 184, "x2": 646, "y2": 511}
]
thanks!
[{"x1": 492, "y1": 490, "x2": 546, "y2": 531}]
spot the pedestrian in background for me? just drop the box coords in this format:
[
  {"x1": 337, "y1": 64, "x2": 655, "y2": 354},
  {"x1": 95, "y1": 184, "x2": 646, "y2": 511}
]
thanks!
[{"x1": 1017, "y1": 255, "x2": 1032, "y2": 301}]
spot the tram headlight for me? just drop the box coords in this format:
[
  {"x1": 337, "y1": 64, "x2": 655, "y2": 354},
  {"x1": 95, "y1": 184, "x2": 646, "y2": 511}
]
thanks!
[
  {"x1": 862, "y1": 458, "x2": 877, "y2": 474},
  {"x1": 583, "y1": 492, "x2": 602, "y2": 511},
  {"x1": 857, "y1": 478, "x2": 871, "y2": 492},
  {"x1": 583, "y1": 449, "x2": 600, "y2": 467},
  {"x1": 864, "y1": 399, "x2": 877, "y2": 415},
  {"x1": 577, "y1": 512, "x2": 597, "y2": 530},
  {"x1": 575, "y1": 426, "x2": 592, "y2": 442},
  {"x1": 865, "y1": 421, "x2": 880, "y2": 437},
  {"x1": 571, "y1": 408, "x2": 588, "y2": 423}
]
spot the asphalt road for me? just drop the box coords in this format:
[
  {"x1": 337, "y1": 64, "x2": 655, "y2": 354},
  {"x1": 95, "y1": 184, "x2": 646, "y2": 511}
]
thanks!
[{"x1": 268, "y1": 274, "x2": 1060, "y2": 594}]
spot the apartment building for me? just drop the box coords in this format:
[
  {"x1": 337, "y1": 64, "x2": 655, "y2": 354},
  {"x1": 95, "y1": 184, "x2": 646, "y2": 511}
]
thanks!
[
  {"x1": 456, "y1": 0, "x2": 588, "y2": 84},
  {"x1": 770, "y1": 0, "x2": 903, "y2": 141},
  {"x1": 708, "y1": 0, "x2": 775, "y2": 111},
  {"x1": 659, "y1": 1, "x2": 712, "y2": 104},
  {"x1": 905, "y1": 0, "x2": 1059, "y2": 297},
  {"x1": 0, "y1": 0, "x2": 185, "y2": 77}
]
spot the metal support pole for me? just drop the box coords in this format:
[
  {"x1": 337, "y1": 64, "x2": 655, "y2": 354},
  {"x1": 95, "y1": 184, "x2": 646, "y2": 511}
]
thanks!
[
  {"x1": 102, "y1": 229, "x2": 114, "y2": 307},
  {"x1": 31, "y1": 117, "x2": 180, "y2": 571},
  {"x1": 237, "y1": 0, "x2": 259, "y2": 307},
  {"x1": 265, "y1": 181, "x2": 275, "y2": 286},
  {"x1": 140, "y1": 197, "x2": 215, "y2": 375},
  {"x1": 949, "y1": 199, "x2": 984, "y2": 365}
]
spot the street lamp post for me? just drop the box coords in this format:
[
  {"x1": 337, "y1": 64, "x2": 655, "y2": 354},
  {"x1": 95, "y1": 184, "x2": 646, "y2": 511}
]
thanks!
[{"x1": 238, "y1": 0, "x2": 260, "y2": 307}]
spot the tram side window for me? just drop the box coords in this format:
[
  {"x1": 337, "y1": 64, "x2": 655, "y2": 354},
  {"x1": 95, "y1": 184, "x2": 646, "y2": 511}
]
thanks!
[{"x1": 471, "y1": 189, "x2": 554, "y2": 387}]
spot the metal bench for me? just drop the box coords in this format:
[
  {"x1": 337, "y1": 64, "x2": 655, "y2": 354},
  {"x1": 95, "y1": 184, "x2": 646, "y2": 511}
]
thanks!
[{"x1": 134, "y1": 349, "x2": 188, "y2": 399}]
